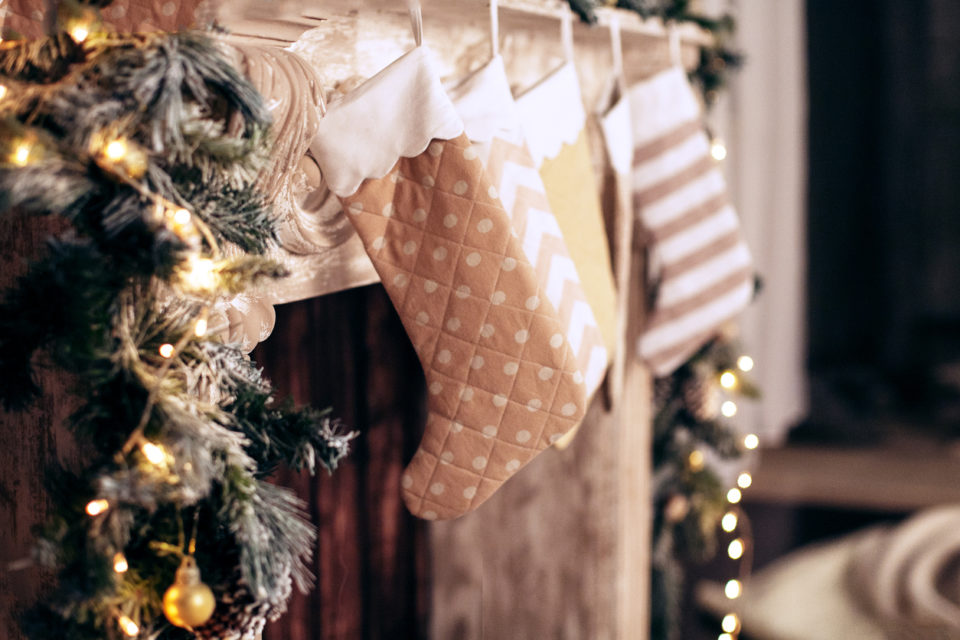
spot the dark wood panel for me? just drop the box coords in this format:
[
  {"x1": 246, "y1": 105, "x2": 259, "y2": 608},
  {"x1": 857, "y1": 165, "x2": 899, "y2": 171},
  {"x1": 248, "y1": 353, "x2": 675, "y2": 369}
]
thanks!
[
  {"x1": 0, "y1": 214, "x2": 80, "y2": 640},
  {"x1": 256, "y1": 286, "x2": 429, "y2": 640}
]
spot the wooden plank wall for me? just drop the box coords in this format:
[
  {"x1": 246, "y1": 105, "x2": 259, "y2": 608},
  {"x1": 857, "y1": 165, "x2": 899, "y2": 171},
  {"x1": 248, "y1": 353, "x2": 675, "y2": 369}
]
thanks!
[
  {"x1": 0, "y1": 216, "x2": 81, "y2": 640},
  {"x1": 254, "y1": 287, "x2": 432, "y2": 640}
]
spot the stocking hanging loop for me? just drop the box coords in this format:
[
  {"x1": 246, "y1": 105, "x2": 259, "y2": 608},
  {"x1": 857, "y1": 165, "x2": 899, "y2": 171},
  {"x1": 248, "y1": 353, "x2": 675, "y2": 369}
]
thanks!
[
  {"x1": 667, "y1": 22, "x2": 682, "y2": 68},
  {"x1": 490, "y1": 0, "x2": 500, "y2": 59},
  {"x1": 560, "y1": 9, "x2": 575, "y2": 63},
  {"x1": 608, "y1": 13, "x2": 625, "y2": 93},
  {"x1": 407, "y1": 0, "x2": 423, "y2": 47}
]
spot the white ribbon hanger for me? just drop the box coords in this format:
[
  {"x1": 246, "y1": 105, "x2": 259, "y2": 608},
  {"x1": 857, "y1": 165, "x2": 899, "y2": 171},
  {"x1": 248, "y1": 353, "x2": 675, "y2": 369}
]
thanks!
[{"x1": 407, "y1": 0, "x2": 423, "y2": 47}]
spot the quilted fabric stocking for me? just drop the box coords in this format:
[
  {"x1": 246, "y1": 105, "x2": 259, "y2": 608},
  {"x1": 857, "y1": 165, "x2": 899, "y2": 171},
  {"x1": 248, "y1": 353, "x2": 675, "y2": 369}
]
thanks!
[
  {"x1": 311, "y1": 47, "x2": 588, "y2": 520},
  {"x1": 628, "y1": 67, "x2": 753, "y2": 376},
  {"x1": 447, "y1": 55, "x2": 609, "y2": 400}
]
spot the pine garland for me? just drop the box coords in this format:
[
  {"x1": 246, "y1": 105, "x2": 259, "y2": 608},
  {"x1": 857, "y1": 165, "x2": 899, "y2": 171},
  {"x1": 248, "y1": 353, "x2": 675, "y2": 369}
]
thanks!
[
  {"x1": 0, "y1": 13, "x2": 355, "y2": 640},
  {"x1": 566, "y1": 0, "x2": 744, "y2": 110}
]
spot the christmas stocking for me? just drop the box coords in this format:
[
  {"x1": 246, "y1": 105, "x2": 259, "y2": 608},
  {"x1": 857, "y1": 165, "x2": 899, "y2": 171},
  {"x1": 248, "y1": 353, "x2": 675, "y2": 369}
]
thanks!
[
  {"x1": 311, "y1": 46, "x2": 588, "y2": 520},
  {"x1": 446, "y1": 55, "x2": 608, "y2": 402},
  {"x1": 628, "y1": 67, "x2": 753, "y2": 376},
  {"x1": 597, "y1": 78, "x2": 635, "y2": 404},
  {"x1": 515, "y1": 62, "x2": 619, "y2": 364}
]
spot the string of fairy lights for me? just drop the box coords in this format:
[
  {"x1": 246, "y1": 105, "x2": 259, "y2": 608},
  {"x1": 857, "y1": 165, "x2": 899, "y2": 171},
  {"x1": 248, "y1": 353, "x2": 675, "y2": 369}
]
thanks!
[
  {"x1": 4, "y1": 13, "x2": 229, "y2": 637},
  {"x1": 716, "y1": 354, "x2": 757, "y2": 640}
]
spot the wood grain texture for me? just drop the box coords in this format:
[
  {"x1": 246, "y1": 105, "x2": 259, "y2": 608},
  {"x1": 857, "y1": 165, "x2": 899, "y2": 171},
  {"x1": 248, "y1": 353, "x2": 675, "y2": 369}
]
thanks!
[
  {"x1": 0, "y1": 214, "x2": 81, "y2": 640},
  {"x1": 255, "y1": 286, "x2": 430, "y2": 640}
]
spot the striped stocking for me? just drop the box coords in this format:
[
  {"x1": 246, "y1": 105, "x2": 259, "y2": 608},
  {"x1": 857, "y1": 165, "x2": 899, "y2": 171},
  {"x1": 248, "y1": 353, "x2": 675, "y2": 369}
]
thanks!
[{"x1": 628, "y1": 67, "x2": 753, "y2": 376}]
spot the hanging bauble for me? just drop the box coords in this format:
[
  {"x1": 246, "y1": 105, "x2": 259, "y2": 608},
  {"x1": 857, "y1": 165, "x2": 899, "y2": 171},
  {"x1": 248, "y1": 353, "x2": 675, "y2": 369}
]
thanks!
[{"x1": 163, "y1": 556, "x2": 216, "y2": 629}]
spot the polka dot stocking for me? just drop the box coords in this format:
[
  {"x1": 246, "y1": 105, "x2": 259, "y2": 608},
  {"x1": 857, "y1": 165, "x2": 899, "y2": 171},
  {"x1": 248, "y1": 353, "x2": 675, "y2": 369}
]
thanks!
[{"x1": 341, "y1": 133, "x2": 588, "y2": 520}]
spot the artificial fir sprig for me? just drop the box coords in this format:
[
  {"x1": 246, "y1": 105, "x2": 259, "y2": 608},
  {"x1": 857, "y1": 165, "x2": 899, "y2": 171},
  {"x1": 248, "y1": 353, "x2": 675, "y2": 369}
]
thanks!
[{"x1": 1, "y1": 11, "x2": 355, "y2": 640}]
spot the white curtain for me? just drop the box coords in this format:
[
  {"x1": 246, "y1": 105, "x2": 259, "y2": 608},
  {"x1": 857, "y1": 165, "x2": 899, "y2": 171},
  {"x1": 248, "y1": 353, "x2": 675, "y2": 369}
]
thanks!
[{"x1": 709, "y1": 0, "x2": 809, "y2": 444}]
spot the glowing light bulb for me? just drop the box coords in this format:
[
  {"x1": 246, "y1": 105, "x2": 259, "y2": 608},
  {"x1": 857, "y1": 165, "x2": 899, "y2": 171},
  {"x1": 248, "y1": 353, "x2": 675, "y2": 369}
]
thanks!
[
  {"x1": 69, "y1": 24, "x2": 90, "y2": 43},
  {"x1": 104, "y1": 139, "x2": 128, "y2": 161},
  {"x1": 727, "y1": 488, "x2": 742, "y2": 504},
  {"x1": 721, "y1": 511, "x2": 738, "y2": 532},
  {"x1": 737, "y1": 472, "x2": 752, "y2": 489},
  {"x1": 181, "y1": 256, "x2": 217, "y2": 291},
  {"x1": 194, "y1": 317, "x2": 208, "y2": 337},
  {"x1": 688, "y1": 449, "x2": 705, "y2": 471},
  {"x1": 158, "y1": 343, "x2": 175, "y2": 358},
  {"x1": 141, "y1": 442, "x2": 166, "y2": 465},
  {"x1": 743, "y1": 433, "x2": 759, "y2": 450},
  {"x1": 728, "y1": 538, "x2": 745, "y2": 560},
  {"x1": 113, "y1": 552, "x2": 129, "y2": 573},
  {"x1": 710, "y1": 138, "x2": 728, "y2": 161},
  {"x1": 721, "y1": 613, "x2": 740, "y2": 633},
  {"x1": 12, "y1": 142, "x2": 31, "y2": 166},
  {"x1": 0, "y1": 85, "x2": 7, "y2": 101},
  {"x1": 725, "y1": 579, "x2": 742, "y2": 599},
  {"x1": 718, "y1": 634, "x2": 733, "y2": 640},
  {"x1": 721, "y1": 401, "x2": 738, "y2": 417},
  {"x1": 118, "y1": 614, "x2": 139, "y2": 636},
  {"x1": 737, "y1": 355, "x2": 754, "y2": 372},
  {"x1": 86, "y1": 499, "x2": 110, "y2": 516},
  {"x1": 719, "y1": 370, "x2": 737, "y2": 389},
  {"x1": 172, "y1": 208, "x2": 191, "y2": 226}
]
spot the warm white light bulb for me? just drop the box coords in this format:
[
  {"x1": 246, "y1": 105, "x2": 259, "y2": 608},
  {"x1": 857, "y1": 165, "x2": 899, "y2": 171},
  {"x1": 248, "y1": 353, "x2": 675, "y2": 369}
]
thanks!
[
  {"x1": 172, "y1": 208, "x2": 191, "y2": 226},
  {"x1": 104, "y1": 139, "x2": 127, "y2": 161},
  {"x1": 719, "y1": 371, "x2": 737, "y2": 389},
  {"x1": 721, "y1": 613, "x2": 739, "y2": 633},
  {"x1": 86, "y1": 499, "x2": 109, "y2": 516},
  {"x1": 718, "y1": 634, "x2": 733, "y2": 640},
  {"x1": 69, "y1": 25, "x2": 90, "y2": 43},
  {"x1": 711, "y1": 139, "x2": 728, "y2": 161},
  {"x1": 0, "y1": 85, "x2": 7, "y2": 101},
  {"x1": 737, "y1": 355, "x2": 754, "y2": 372},
  {"x1": 727, "y1": 488, "x2": 742, "y2": 504},
  {"x1": 118, "y1": 614, "x2": 139, "y2": 636},
  {"x1": 728, "y1": 538, "x2": 745, "y2": 560},
  {"x1": 194, "y1": 317, "x2": 208, "y2": 337},
  {"x1": 113, "y1": 552, "x2": 129, "y2": 573},
  {"x1": 158, "y1": 343, "x2": 175, "y2": 358},
  {"x1": 743, "y1": 433, "x2": 759, "y2": 450},
  {"x1": 721, "y1": 512, "x2": 738, "y2": 532},
  {"x1": 724, "y1": 579, "x2": 742, "y2": 599},
  {"x1": 721, "y1": 401, "x2": 738, "y2": 417},
  {"x1": 737, "y1": 472, "x2": 752, "y2": 489},
  {"x1": 181, "y1": 256, "x2": 217, "y2": 291},
  {"x1": 141, "y1": 442, "x2": 166, "y2": 465},
  {"x1": 12, "y1": 142, "x2": 31, "y2": 166}
]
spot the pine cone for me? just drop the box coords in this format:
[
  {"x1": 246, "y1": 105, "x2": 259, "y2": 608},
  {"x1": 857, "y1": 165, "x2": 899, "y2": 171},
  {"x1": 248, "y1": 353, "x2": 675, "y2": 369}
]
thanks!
[
  {"x1": 682, "y1": 377, "x2": 720, "y2": 422},
  {"x1": 192, "y1": 565, "x2": 293, "y2": 640}
]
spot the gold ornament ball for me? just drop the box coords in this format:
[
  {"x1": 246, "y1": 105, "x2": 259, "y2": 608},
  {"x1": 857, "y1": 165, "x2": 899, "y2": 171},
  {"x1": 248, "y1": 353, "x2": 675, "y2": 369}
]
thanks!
[{"x1": 163, "y1": 556, "x2": 216, "y2": 629}]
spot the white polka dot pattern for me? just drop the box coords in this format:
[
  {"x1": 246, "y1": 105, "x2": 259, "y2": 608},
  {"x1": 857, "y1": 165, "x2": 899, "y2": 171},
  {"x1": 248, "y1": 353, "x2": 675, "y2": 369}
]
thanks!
[{"x1": 338, "y1": 134, "x2": 586, "y2": 520}]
